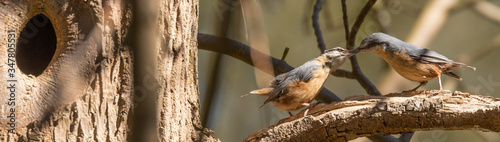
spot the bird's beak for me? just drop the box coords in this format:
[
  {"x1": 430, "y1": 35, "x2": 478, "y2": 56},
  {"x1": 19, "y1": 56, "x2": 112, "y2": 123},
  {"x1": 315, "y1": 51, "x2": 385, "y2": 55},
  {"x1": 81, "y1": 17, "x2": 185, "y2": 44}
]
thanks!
[
  {"x1": 324, "y1": 48, "x2": 335, "y2": 53},
  {"x1": 355, "y1": 43, "x2": 367, "y2": 53},
  {"x1": 348, "y1": 48, "x2": 360, "y2": 56}
]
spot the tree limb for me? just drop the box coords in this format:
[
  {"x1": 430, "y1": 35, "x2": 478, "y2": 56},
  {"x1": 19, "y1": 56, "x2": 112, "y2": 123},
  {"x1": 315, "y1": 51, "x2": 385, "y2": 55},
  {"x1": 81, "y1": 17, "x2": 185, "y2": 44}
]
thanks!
[
  {"x1": 244, "y1": 90, "x2": 500, "y2": 142},
  {"x1": 312, "y1": 0, "x2": 326, "y2": 53},
  {"x1": 341, "y1": 0, "x2": 382, "y2": 97},
  {"x1": 197, "y1": 33, "x2": 344, "y2": 102}
]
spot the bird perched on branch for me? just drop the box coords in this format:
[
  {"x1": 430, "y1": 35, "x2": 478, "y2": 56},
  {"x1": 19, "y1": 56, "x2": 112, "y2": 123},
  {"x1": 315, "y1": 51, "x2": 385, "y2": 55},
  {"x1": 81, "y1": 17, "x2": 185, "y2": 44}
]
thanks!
[
  {"x1": 249, "y1": 47, "x2": 355, "y2": 117},
  {"x1": 356, "y1": 32, "x2": 476, "y2": 92}
]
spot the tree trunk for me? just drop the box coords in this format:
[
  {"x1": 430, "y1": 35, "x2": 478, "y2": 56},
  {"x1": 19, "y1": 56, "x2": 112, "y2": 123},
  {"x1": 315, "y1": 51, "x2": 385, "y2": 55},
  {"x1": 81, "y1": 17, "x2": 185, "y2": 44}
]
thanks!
[{"x1": 0, "y1": 0, "x2": 217, "y2": 141}]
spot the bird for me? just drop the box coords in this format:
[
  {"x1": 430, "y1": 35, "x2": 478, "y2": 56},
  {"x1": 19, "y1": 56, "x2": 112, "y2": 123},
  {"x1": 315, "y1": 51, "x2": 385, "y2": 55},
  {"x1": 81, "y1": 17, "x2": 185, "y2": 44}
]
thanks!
[
  {"x1": 355, "y1": 32, "x2": 476, "y2": 92},
  {"x1": 249, "y1": 47, "x2": 355, "y2": 117}
]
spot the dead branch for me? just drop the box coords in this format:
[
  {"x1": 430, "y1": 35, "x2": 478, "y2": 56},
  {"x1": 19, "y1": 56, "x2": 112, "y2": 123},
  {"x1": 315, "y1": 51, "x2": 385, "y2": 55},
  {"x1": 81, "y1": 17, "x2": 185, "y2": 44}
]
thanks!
[{"x1": 244, "y1": 90, "x2": 500, "y2": 142}]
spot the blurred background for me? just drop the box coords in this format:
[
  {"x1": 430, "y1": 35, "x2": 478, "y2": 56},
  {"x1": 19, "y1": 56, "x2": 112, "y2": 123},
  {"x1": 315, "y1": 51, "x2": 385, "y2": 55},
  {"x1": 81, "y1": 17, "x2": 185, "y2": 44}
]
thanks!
[{"x1": 198, "y1": 0, "x2": 500, "y2": 141}]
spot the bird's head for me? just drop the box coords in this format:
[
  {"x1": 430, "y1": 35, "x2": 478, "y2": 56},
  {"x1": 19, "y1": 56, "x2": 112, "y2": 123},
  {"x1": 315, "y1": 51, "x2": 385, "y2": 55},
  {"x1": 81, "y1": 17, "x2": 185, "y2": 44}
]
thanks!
[
  {"x1": 356, "y1": 32, "x2": 393, "y2": 54},
  {"x1": 322, "y1": 47, "x2": 355, "y2": 70}
]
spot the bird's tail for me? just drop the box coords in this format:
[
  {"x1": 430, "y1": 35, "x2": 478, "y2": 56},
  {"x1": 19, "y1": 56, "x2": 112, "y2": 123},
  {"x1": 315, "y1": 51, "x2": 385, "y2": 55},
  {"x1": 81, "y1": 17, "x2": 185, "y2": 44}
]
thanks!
[
  {"x1": 451, "y1": 61, "x2": 476, "y2": 71},
  {"x1": 443, "y1": 72, "x2": 462, "y2": 81},
  {"x1": 241, "y1": 88, "x2": 273, "y2": 97}
]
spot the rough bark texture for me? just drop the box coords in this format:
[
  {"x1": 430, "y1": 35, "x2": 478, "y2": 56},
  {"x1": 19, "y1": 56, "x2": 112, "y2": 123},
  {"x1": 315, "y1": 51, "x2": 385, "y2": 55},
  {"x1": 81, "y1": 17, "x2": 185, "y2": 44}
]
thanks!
[
  {"x1": 0, "y1": 0, "x2": 217, "y2": 141},
  {"x1": 155, "y1": 0, "x2": 217, "y2": 141},
  {"x1": 0, "y1": 0, "x2": 132, "y2": 141},
  {"x1": 245, "y1": 90, "x2": 500, "y2": 142}
]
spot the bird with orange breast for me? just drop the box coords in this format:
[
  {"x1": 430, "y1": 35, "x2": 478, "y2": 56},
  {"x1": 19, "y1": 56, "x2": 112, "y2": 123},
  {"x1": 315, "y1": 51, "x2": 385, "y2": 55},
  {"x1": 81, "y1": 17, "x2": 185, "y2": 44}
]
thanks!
[
  {"x1": 356, "y1": 33, "x2": 476, "y2": 92},
  {"x1": 249, "y1": 47, "x2": 355, "y2": 117}
]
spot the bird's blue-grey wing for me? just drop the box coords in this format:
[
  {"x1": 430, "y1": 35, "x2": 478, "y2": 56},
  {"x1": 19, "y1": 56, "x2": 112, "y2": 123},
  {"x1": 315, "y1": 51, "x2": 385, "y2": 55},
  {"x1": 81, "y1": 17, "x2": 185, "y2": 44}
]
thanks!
[
  {"x1": 419, "y1": 49, "x2": 450, "y2": 63},
  {"x1": 262, "y1": 59, "x2": 320, "y2": 104},
  {"x1": 400, "y1": 43, "x2": 450, "y2": 64},
  {"x1": 292, "y1": 59, "x2": 320, "y2": 82}
]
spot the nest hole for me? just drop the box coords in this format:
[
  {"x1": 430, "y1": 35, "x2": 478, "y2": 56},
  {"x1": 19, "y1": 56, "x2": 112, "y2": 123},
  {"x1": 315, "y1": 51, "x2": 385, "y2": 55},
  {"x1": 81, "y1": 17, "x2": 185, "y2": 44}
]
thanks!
[{"x1": 16, "y1": 14, "x2": 57, "y2": 77}]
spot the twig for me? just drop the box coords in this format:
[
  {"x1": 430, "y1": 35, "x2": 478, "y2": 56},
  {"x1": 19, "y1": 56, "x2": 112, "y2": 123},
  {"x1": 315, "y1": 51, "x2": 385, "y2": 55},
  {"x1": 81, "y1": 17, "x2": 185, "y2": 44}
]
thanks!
[
  {"x1": 197, "y1": 33, "x2": 344, "y2": 102},
  {"x1": 244, "y1": 91, "x2": 500, "y2": 141},
  {"x1": 341, "y1": 0, "x2": 382, "y2": 96},
  {"x1": 331, "y1": 69, "x2": 355, "y2": 79},
  {"x1": 280, "y1": 47, "x2": 290, "y2": 61},
  {"x1": 341, "y1": 0, "x2": 349, "y2": 40},
  {"x1": 312, "y1": 0, "x2": 327, "y2": 53},
  {"x1": 351, "y1": 57, "x2": 381, "y2": 96},
  {"x1": 346, "y1": 0, "x2": 377, "y2": 50}
]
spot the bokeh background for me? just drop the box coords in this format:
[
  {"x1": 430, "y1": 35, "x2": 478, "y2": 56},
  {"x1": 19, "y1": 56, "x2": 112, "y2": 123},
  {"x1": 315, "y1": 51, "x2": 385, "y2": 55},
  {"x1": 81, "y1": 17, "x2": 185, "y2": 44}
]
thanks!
[{"x1": 198, "y1": 0, "x2": 500, "y2": 141}]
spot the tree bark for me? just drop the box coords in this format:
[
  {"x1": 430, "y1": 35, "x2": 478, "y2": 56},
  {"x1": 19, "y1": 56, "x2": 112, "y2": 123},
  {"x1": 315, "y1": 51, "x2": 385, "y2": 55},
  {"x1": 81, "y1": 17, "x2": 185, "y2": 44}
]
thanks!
[
  {"x1": 0, "y1": 0, "x2": 217, "y2": 141},
  {"x1": 244, "y1": 90, "x2": 500, "y2": 142}
]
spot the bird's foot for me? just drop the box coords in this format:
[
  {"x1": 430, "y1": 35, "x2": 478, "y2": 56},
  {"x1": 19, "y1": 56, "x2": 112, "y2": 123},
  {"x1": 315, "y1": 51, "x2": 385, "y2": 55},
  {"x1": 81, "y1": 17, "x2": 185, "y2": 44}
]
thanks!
[
  {"x1": 303, "y1": 108, "x2": 309, "y2": 117},
  {"x1": 438, "y1": 89, "x2": 451, "y2": 94},
  {"x1": 301, "y1": 102, "x2": 322, "y2": 117}
]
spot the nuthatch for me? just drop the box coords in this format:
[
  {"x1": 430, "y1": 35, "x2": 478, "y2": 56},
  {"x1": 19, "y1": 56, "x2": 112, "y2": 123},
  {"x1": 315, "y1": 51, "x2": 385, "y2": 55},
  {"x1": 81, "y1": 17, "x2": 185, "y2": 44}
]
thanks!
[
  {"x1": 249, "y1": 47, "x2": 355, "y2": 116},
  {"x1": 356, "y1": 33, "x2": 476, "y2": 92}
]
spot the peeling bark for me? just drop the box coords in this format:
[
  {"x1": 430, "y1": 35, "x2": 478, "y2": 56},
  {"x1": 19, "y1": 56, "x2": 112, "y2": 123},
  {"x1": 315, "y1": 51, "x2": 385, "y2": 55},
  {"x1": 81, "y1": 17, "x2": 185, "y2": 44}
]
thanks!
[{"x1": 245, "y1": 90, "x2": 500, "y2": 142}]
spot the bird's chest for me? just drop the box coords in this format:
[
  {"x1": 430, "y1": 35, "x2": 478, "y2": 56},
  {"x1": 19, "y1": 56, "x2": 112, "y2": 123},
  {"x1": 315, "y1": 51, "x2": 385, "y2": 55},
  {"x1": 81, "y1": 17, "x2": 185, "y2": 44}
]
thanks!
[
  {"x1": 274, "y1": 69, "x2": 329, "y2": 111},
  {"x1": 378, "y1": 51, "x2": 441, "y2": 82}
]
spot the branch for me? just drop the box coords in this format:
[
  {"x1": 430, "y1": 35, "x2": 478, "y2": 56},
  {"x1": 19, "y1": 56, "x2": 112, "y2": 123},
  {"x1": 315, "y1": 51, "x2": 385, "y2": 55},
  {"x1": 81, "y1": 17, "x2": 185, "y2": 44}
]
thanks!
[
  {"x1": 312, "y1": 0, "x2": 327, "y2": 53},
  {"x1": 341, "y1": 0, "x2": 382, "y2": 96},
  {"x1": 197, "y1": 33, "x2": 346, "y2": 102},
  {"x1": 346, "y1": 0, "x2": 377, "y2": 50},
  {"x1": 341, "y1": 0, "x2": 349, "y2": 40},
  {"x1": 244, "y1": 91, "x2": 500, "y2": 141}
]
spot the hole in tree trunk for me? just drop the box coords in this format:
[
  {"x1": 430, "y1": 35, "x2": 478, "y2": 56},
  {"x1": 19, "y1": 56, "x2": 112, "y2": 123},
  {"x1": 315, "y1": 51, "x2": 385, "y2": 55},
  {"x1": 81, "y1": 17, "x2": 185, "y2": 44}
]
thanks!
[{"x1": 16, "y1": 14, "x2": 57, "y2": 77}]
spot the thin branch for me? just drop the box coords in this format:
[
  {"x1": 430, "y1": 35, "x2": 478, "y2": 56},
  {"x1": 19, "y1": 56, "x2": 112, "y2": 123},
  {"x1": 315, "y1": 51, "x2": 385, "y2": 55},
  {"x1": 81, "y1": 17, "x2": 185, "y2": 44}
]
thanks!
[
  {"x1": 197, "y1": 33, "x2": 345, "y2": 102},
  {"x1": 341, "y1": 0, "x2": 349, "y2": 40},
  {"x1": 346, "y1": 0, "x2": 377, "y2": 49},
  {"x1": 312, "y1": 0, "x2": 327, "y2": 53},
  {"x1": 244, "y1": 91, "x2": 500, "y2": 141},
  {"x1": 331, "y1": 69, "x2": 355, "y2": 79},
  {"x1": 351, "y1": 57, "x2": 381, "y2": 96},
  {"x1": 280, "y1": 47, "x2": 290, "y2": 61},
  {"x1": 341, "y1": 0, "x2": 382, "y2": 96}
]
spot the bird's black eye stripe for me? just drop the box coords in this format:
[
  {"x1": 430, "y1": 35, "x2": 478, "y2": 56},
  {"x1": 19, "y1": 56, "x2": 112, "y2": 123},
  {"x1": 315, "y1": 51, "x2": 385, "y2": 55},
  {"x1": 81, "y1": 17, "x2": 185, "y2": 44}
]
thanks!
[{"x1": 326, "y1": 56, "x2": 334, "y2": 60}]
